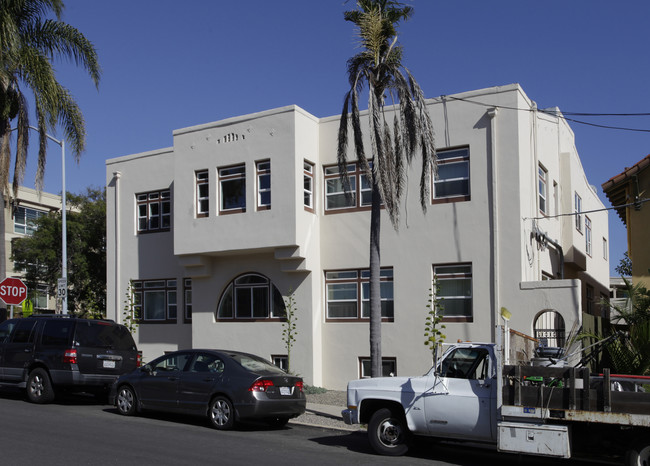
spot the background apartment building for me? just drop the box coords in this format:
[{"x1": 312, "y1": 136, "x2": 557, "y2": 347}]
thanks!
[{"x1": 106, "y1": 84, "x2": 609, "y2": 389}]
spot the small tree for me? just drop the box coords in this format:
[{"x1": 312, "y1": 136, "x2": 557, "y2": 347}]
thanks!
[
  {"x1": 282, "y1": 290, "x2": 298, "y2": 374},
  {"x1": 615, "y1": 251, "x2": 632, "y2": 277},
  {"x1": 122, "y1": 281, "x2": 139, "y2": 335},
  {"x1": 424, "y1": 277, "x2": 446, "y2": 365}
]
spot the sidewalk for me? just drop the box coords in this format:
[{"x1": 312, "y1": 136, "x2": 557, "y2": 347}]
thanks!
[{"x1": 289, "y1": 390, "x2": 364, "y2": 431}]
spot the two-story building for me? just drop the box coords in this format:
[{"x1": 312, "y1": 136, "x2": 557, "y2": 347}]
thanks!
[{"x1": 106, "y1": 84, "x2": 609, "y2": 389}]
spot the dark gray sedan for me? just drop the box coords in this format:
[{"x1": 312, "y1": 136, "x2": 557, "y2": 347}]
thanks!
[{"x1": 109, "y1": 349, "x2": 306, "y2": 429}]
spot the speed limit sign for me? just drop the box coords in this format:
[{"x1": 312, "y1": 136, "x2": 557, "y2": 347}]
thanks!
[{"x1": 57, "y1": 278, "x2": 67, "y2": 299}]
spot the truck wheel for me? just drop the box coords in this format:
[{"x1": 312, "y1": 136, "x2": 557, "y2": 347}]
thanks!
[
  {"x1": 368, "y1": 408, "x2": 410, "y2": 456},
  {"x1": 27, "y1": 368, "x2": 55, "y2": 404},
  {"x1": 625, "y1": 441, "x2": 650, "y2": 466}
]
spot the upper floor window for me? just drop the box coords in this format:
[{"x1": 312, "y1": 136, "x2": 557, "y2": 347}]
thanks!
[
  {"x1": 433, "y1": 264, "x2": 473, "y2": 322},
  {"x1": 14, "y1": 206, "x2": 46, "y2": 235},
  {"x1": 136, "y1": 190, "x2": 171, "y2": 233},
  {"x1": 256, "y1": 160, "x2": 271, "y2": 210},
  {"x1": 304, "y1": 161, "x2": 314, "y2": 211},
  {"x1": 574, "y1": 192, "x2": 582, "y2": 232},
  {"x1": 196, "y1": 170, "x2": 209, "y2": 218},
  {"x1": 219, "y1": 164, "x2": 246, "y2": 214},
  {"x1": 324, "y1": 162, "x2": 372, "y2": 212},
  {"x1": 216, "y1": 273, "x2": 286, "y2": 320},
  {"x1": 603, "y1": 237, "x2": 608, "y2": 260},
  {"x1": 433, "y1": 147, "x2": 470, "y2": 202},
  {"x1": 325, "y1": 268, "x2": 394, "y2": 321},
  {"x1": 184, "y1": 278, "x2": 192, "y2": 322},
  {"x1": 538, "y1": 165, "x2": 547, "y2": 215},
  {"x1": 585, "y1": 216, "x2": 592, "y2": 256},
  {"x1": 132, "y1": 279, "x2": 177, "y2": 322}
]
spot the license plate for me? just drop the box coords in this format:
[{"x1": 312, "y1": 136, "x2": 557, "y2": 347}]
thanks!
[
  {"x1": 103, "y1": 360, "x2": 116, "y2": 369},
  {"x1": 279, "y1": 386, "x2": 291, "y2": 396}
]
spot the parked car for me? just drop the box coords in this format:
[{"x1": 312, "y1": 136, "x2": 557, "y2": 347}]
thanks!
[
  {"x1": 0, "y1": 315, "x2": 139, "y2": 403},
  {"x1": 110, "y1": 349, "x2": 306, "y2": 429}
]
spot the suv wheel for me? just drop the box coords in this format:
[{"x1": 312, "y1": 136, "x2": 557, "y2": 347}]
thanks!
[{"x1": 27, "y1": 368, "x2": 55, "y2": 404}]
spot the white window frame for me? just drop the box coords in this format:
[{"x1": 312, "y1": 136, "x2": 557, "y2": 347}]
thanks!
[
  {"x1": 585, "y1": 216, "x2": 592, "y2": 257},
  {"x1": 304, "y1": 161, "x2": 314, "y2": 211},
  {"x1": 219, "y1": 164, "x2": 246, "y2": 213},
  {"x1": 136, "y1": 190, "x2": 171, "y2": 233},
  {"x1": 575, "y1": 192, "x2": 582, "y2": 232},
  {"x1": 256, "y1": 160, "x2": 271, "y2": 210},
  {"x1": 14, "y1": 206, "x2": 46, "y2": 235},
  {"x1": 196, "y1": 170, "x2": 209, "y2": 217},
  {"x1": 359, "y1": 357, "x2": 396, "y2": 378},
  {"x1": 538, "y1": 165, "x2": 547, "y2": 215}
]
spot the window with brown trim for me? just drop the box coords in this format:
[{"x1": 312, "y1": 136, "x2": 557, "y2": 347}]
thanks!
[
  {"x1": 132, "y1": 279, "x2": 177, "y2": 323},
  {"x1": 216, "y1": 273, "x2": 286, "y2": 321},
  {"x1": 184, "y1": 278, "x2": 192, "y2": 323},
  {"x1": 359, "y1": 357, "x2": 396, "y2": 378},
  {"x1": 432, "y1": 147, "x2": 470, "y2": 203},
  {"x1": 325, "y1": 268, "x2": 393, "y2": 321},
  {"x1": 433, "y1": 264, "x2": 473, "y2": 322},
  {"x1": 323, "y1": 162, "x2": 372, "y2": 212},
  {"x1": 136, "y1": 190, "x2": 171, "y2": 233}
]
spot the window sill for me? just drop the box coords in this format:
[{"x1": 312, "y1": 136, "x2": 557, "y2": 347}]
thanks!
[
  {"x1": 325, "y1": 318, "x2": 394, "y2": 323},
  {"x1": 431, "y1": 195, "x2": 470, "y2": 205},
  {"x1": 441, "y1": 317, "x2": 473, "y2": 323}
]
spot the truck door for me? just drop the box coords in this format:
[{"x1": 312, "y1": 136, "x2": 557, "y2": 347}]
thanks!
[{"x1": 424, "y1": 346, "x2": 495, "y2": 441}]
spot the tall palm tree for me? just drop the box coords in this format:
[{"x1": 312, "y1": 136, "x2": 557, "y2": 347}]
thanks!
[
  {"x1": 0, "y1": 0, "x2": 100, "y2": 197},
  {"x1": 338, "y1": 0, "x2": 436, "y2": 377}
]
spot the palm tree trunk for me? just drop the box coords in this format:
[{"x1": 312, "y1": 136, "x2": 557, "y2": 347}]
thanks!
[{"x1": 369, "y1": 174, "x2": 382, "y2": 377}]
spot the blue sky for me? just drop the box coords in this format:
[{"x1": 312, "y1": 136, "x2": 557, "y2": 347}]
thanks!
[{"x1": 17, "y1": 0, "x2": 650, "y2": 274}]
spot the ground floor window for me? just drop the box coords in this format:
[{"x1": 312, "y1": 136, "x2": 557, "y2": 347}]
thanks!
[
  {"x1": 359, "y1": 357, "x2": 396, "y2": 378},
  {"x1": 433, "y1": 263, "x2": 472, "y2": 322},
  {"x1": 132, "y1": 279, "x2": 178, "y2": 322},
  {"x1": 325, "y1": 268, "x2": 393, "y2": 321},
  {"x1": 272, "y1": 355, "x2": 288, "y2": 371},
  {"x1": 216, "y1": 273, "x2": 286, "y2": 321},
  {"x1": 184, "y1": 279, "x2": 192, "y2": 322}
]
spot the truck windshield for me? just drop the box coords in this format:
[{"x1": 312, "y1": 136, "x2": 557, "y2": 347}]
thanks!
[{"x1": 439, "y1": 347, "x2": 490, "y2": 380}]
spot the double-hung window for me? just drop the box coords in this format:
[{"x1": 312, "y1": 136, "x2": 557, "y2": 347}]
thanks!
[
  {"x1": 433, "y1": 264, "x2": 473, "y2": 321},
  {"x1": 324, "y1": 162, "x2": 373, "y2": 212},
  {"x1": 196, "y1": 170, "x2": 209, "y2": 217},
  {"x1": 304, "y1": 161, "x2": 314, "y2": 211},
  {"x1": 538, "y1": 165, "x2": 548, "y2": 215},
  {"x1": 433, "y1": 147, "x2": 470, "y2": 202},
  {"x1": 132, "y1": 279, "x2": 177, "y2": 322},
  {"x1": 325, "y1": 268, "x2": 394, "y2": 320},
  {"x1": 359, "y1": 357, "x2": 396, "y2": 378},
  {"x1": 219, "y1": 164, "x2": 246, "y2": 213},
  {"x1": 14, "y1": 206, "x2": 46, "y2": 235},
  {"x1": 136, "y1": 190, "x2": 171, "y2": 233},
  {"x1": 574, "y1": 192, "x2": 582, "y2": 232},
  {"x1": 585, "y1": 216, "x2": 592, "y2": 256},
  {"x1": 256, "y1": 160, "x2": 271, "y2": 210}
]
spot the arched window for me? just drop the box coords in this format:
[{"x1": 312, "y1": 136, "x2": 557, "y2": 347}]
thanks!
[
  {"x1": 533, "y1": 310, "x2": 565, "y2": 348},
  {"x1": 216, "y1": 273, "x2": 286, "y2": 320}
]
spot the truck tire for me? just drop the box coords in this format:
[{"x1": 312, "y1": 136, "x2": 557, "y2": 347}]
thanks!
[
  {"x1": 26, "y1": 368, "x2": 55, "y2": 404},
  {"x1": 625, "y1": 441, "x2": 650, "y2": 466},
  {"x1": 368, "y1": 408, "x2": 410, "y2": 456}
]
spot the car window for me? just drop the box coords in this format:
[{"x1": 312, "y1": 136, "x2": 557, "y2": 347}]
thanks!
[
  {"x1": 0, "y1": 320, "x2": 16, "y2": 343},
  {"x1": 10, "y1": 319, "x2": 37, "y2": 344},
  {"x1": 41, "y1": 320, "x2": 74, "y2": 346},
  {"x1": 439, "y1": 347, "x2": 490, "y2": 380},
  {"x1": 74, "y1": 321, "x2": 137, "y2": 351},
  {"x1": 190, "y1": 354, "x2": 224, "y2": 374},
  {"x1": 151, "y1": 353, "x2": 192, "y2": 373},
  {"x1": 229, "y1": 353, "x2": 285, "y2": 375}
]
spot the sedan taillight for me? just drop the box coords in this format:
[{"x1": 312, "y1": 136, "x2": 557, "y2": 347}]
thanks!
[
  {"x1": 63, "y1": 349, "x2": 77, "y2": 364},
  {"x1": 137, "y1": 351, "x2": 142, "y2": 367},
  {"x1": 249, "y1": 379, "x2": 274, "y2": 392},
  {"x1": 295, "y1": 381, "x2": 304, "y2": 392}
]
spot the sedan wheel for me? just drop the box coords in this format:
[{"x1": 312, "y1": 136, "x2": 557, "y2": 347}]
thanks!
[
  {"x1": 209, "y1": 396, "x2": 235, "y2": 430},
  {"x1": 116, "y1": 386, "x2": 137, "y2": 416}
]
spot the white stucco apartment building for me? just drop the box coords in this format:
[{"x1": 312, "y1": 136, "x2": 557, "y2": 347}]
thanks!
[{"x1": 106, "y1": 84, "x2": 609, "y2": 389}]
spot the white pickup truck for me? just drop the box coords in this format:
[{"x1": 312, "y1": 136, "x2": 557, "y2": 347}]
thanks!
[{"x1": 342, "y1": 339, "x2": 650, "y2": 465}]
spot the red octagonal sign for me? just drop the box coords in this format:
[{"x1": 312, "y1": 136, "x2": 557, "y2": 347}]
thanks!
[{"x1": 0, "y1": 277, "x2": 28, "y2": 306}]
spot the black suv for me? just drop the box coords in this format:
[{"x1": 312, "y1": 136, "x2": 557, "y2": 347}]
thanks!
[{"x1": 0, "y1": 315, "x2": 139, "y2": 403}]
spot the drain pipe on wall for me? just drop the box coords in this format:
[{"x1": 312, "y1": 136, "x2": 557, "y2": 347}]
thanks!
[
  {"x1": 113, "y1": 171, "x2": 121, "y2": 323},
  {"x1": 488, "y1": 107, "x2": 499, "y2": 341}
]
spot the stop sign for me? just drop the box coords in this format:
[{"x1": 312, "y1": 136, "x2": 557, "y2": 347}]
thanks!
[{"x1": 0, "y1": 277, "x2": 28, "y2": 305}]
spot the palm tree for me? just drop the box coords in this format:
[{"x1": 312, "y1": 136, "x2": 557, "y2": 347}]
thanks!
[
  {"x1": 338, "y1": 0, "x2": 436, "y2": 377},
  {"x1": 0, "y1": 0, "x2": 100, "y2": 197}
]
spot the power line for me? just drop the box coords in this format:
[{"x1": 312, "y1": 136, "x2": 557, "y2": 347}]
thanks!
[
  {"x1": 441, "y1": 95, "x2": 650, "y2": 133},
  {"x1": 523, "y1": 198, "x2": 650, "y2": 222}
]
